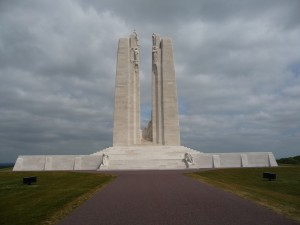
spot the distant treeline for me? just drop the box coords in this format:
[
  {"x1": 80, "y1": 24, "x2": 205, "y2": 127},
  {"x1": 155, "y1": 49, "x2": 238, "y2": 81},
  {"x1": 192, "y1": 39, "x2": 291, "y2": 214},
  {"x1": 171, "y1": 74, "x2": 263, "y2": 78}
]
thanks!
[
  {"x1": 0, "y1": 163, "x2": 14, "y2": 169},
  {"x1": 277, "y1": 156, "x2": 300, "y2": 165}
]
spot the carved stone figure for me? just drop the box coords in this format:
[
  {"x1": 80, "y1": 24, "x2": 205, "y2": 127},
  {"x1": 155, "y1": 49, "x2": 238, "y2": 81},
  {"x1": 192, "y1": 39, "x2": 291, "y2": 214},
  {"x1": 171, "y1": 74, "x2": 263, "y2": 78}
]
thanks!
[
  {"x1": 152, "y1": 46, "x2": 158, "y2": 64},
  {"x1": 152, "y1": 33, "x2": 159, "y2": 47},
  {"x1": 101, "y1": 154, "x2": 109, "y2": 166},
  {"x1": 133, "y1": 47, "x2": 139, "y2": 65},
  {"x1": 142, "y1": 119, "x2": 153, "y2": 141},
  {"x1": 133, "y1": 30, "x2": 139, "y2": 46},
  {"x1": 184, "y1": 153, "x2": 194, "y2": 164}
]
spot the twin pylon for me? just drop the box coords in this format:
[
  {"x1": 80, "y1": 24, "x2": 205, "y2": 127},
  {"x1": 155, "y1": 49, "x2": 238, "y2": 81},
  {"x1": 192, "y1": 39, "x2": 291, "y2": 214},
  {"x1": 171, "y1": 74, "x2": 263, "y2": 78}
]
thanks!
[{"x1": 113, "y1": 32, "x2": 180, "y2": 146}]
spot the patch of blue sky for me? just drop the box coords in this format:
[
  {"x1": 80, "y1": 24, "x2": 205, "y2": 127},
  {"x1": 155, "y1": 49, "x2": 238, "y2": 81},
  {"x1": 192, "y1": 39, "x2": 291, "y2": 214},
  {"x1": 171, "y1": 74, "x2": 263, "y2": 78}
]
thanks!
[{"x1": 141, "y1": 104, "x2": 151, "y2": 126}]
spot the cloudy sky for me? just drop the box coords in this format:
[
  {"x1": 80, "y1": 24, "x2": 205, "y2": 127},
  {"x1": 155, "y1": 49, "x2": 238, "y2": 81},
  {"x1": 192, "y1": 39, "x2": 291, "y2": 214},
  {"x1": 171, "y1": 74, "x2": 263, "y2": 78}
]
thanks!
[{"x1": 1, "y1": 0, "x2": 300, "y2": 163}]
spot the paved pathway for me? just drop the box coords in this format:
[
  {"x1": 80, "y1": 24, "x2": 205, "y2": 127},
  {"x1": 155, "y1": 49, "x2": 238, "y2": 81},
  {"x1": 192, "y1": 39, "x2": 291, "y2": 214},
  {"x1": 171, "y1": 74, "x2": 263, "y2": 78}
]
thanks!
[{"x1": 58, "y1": 170, "x2": 299, "y2": 225}]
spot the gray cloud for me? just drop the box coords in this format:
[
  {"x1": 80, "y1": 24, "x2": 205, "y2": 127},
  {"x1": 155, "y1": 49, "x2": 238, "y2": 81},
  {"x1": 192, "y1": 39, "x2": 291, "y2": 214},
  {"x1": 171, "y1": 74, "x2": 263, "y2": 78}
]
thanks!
[{"x1": 1, "y1": 0, "x2": 300, "y2": 162}]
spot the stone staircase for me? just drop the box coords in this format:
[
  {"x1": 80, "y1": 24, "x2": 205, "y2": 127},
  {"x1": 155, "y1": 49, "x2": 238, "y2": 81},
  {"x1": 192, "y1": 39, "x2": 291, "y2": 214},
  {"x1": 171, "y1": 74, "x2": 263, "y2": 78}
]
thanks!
[{"x1": 92, "y1": 145, "x2": 200, "y2": 170}]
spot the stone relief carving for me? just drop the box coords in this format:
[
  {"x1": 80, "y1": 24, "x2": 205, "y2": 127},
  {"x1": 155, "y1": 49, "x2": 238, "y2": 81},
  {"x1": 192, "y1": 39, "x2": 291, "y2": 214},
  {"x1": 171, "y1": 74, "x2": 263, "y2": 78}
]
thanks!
[
  {"x1": 152, "y1": 33, "x2": 159, "y2": 47},
  {"x1": 133, "y1": 30, "x2": 139, "y2": 46},
  {"x1": 133, "y1": 47, "x2": 139, "y2": 65},
  {"x1": 130, "y1": 31, "x2": 140, "y2": 67},
  {"x1": 152, "y1": 33, "x2": 160, "y2": 66},
  {"x1": 142, "y1": 119, "x2": 153, "y2": 141}
]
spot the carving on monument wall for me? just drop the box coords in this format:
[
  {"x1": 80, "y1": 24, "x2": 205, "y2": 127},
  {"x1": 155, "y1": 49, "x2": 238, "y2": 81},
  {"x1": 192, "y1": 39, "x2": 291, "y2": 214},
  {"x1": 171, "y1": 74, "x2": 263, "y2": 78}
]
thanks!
[
  {"x1": 133, "y1": 30, "x2": 139, "y2": 46},
  {"x1": 133, "y1": 47, "x2": 139, "y2": 65},
  {"x1": 152, "y1": 33, "x2": 160, "y2": 66},
  {"x1": 101, "y1": 154, "x2": 109, "y2": 166},
  {"x1": 152, "y1": 33, "x2": 159, "y2": 47},
  {"x1": 126, "y1": 31, "x2": 141, "y2": 145},
  {"x1": 184, "y1": 153, "x2": 194, "y2": 168},
  {"x1": 142, "y1": 119, "x2": 153, "y2": 141},
  {"x1": 130, "y1": 31, "x2": 139, "y2": 65}
]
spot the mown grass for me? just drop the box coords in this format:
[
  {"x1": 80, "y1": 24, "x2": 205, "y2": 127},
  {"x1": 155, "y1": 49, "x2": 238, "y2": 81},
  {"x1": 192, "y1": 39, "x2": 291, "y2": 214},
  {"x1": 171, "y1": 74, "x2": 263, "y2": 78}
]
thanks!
[
  {"x1": 0, "y1": 170, "x2": 116, "y2": 225},
  {"x1": 187, "y1": 167, "x2": 300, "y2": 222}
]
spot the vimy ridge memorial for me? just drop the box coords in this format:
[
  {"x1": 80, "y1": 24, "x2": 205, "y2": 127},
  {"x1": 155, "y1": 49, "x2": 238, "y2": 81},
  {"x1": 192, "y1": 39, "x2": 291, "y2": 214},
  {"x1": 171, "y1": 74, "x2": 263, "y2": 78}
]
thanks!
[{"x1": 13, "y1": 32, "x2": 278, "y2": 171}]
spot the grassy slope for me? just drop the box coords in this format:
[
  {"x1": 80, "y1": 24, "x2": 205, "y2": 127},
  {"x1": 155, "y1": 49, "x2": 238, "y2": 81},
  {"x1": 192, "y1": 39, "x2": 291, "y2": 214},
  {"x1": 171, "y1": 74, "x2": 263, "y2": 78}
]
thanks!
[
  {"x1": 0, "y1": 171, "x2": 115, "y2": 225},
  {"x1": 187, "y1": 167, "x2": 300, "y2": 222}
]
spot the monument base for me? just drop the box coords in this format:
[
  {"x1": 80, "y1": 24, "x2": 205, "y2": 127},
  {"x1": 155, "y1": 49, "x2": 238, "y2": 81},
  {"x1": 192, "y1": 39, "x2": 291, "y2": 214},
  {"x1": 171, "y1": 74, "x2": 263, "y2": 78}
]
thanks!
[{"x1": 13, "y1": 146, "x2": 277, "y2": 171}]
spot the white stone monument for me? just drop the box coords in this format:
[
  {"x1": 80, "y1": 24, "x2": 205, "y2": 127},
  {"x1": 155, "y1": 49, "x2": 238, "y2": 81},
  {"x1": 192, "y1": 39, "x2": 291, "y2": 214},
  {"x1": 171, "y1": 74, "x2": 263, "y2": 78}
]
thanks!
[{"x1": 13, "y1": 32, "x2": 278, "y2": 171}]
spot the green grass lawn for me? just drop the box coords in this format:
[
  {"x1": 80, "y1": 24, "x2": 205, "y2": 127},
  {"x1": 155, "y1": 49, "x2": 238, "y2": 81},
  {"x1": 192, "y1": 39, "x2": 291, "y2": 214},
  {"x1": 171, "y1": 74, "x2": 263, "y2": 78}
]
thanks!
[
  {"x1": 187, "y1": 167, "x2": 300, "y2": 222},
  {"x1": 0, "y1": 170, "x2": 115, "y2": 225}
]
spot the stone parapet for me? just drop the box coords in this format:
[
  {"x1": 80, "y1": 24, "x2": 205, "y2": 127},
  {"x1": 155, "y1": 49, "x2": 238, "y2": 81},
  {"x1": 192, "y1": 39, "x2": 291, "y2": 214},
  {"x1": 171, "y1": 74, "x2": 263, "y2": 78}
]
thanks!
[{"x1": 13, "y1": 148, "x2": 278, "y2": 171}]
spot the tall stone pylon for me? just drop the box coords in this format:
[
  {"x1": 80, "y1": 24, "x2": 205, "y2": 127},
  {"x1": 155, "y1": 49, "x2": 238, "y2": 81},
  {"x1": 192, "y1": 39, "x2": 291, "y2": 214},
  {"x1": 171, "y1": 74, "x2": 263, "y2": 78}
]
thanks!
[
  {"x1": 113, "y1": 31, "x2": 141, "y2": 146},
  {"x1": 151, "y1": 34, "x2": 181, "y2": 145}
]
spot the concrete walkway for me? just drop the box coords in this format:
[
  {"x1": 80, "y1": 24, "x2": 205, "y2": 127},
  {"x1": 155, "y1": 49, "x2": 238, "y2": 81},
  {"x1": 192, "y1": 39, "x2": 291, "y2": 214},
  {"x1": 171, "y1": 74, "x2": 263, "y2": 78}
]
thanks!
[{"x1": 57, "y1": 170, "x2": 299, "y2": 225}]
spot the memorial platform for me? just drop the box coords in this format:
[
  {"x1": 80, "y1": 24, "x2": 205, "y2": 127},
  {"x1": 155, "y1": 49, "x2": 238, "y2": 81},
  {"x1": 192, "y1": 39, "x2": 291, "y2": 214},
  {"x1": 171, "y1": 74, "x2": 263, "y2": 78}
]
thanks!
[{"x1": 13, "y1": 146, "x2": 277, "y2": 171}]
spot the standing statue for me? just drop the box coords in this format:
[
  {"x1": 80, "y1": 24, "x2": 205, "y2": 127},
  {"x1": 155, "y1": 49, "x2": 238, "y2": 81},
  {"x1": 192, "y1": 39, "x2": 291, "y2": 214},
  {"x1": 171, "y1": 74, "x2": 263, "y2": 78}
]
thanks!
[
  {"x1": 184, "y1": 153, "x2": 194, "y2": 164},
  {"x1": 130, "y1": 30, "x2": 140, "y2": 66},
  {"x1": 133, "y1": 30, "x2": 139, "y2": 46},
  {"x1": 152, "y1": 33, "x2": 160, "y2": 65},
  {"x1": 133, "y1": 47, "x2": 139, "y2": 65},
  {"x1": 152, "y1": 33, "x2": 159, "y2": 47},
  {"x1": 101, "y1": 154, "x2": 109, "y2": 166}
]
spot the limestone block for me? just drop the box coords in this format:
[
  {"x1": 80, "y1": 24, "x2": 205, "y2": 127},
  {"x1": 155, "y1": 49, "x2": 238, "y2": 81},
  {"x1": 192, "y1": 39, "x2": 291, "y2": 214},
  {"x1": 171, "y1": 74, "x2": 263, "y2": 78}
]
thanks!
[
  {"x1": 79, "y1": 155, "x2": 102, "y2": 170},
  {"x1": 219, "y1": 153, "x2": 242, "y2": 168},
  {"x1": 47, "y1": 156, "x2": 75, "y2": 171},
  {"x1": 13, "y1": 156, "x2": 46, "y2": 171},
  {"x1": 247, "y1": 153, "x2": 270, "y2": 167},
  {"x1": 194, "y1": 154, "x2": 213, "y2": 168}
]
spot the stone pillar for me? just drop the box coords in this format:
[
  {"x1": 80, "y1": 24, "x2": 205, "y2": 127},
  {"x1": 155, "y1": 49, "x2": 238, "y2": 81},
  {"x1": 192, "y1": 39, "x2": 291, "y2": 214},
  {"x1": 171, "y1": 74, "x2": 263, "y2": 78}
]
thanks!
[
  {"x1": 152, "y1": 33, "x2": 163, "y2": 144},
  {"x1": 129, "y1": 32, "x2": 141, "y2": 145},
  {"x1": 151, "y1": 35, "x2": 180, "y2": 145},
  {"x1": 161, "y1": 38, "x2": 180, "y2": 145},
  {"x1": 113, "y1": 32, "x2": 141, "y2": 146}
]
